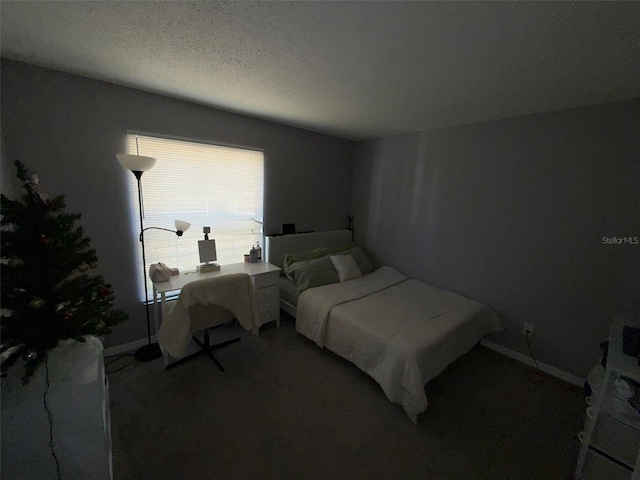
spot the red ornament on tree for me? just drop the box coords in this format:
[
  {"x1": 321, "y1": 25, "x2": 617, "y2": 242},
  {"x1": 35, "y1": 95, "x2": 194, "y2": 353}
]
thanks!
[
  {"x1": 99, "y1": 286, "x2": 111, "y2": 297},
  {"x1": 63, "y1": 312, "x2": 74, "y2": 321}
]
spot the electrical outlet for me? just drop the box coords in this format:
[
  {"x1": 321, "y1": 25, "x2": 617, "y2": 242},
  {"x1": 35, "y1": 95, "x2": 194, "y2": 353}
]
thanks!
[{"x1": 522, "y1": 322, "x2": 534, "y2": 335}]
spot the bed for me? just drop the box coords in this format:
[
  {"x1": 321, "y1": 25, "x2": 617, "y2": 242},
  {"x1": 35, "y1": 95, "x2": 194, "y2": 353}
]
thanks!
[{"x1": 265, "y1": 230, "x2": 503, "y2": 422}]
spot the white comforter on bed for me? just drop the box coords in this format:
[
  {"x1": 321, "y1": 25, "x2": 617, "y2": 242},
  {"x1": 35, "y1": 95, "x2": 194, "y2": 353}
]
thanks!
[{"x1": 296, "y1": 266, "x2": 502, "y2": 423}]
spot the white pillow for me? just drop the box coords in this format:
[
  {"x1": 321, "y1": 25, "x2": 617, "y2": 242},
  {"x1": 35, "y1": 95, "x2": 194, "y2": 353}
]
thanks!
[{"x1": 330, "y1": 254, "x2": 362, "y2": 282}]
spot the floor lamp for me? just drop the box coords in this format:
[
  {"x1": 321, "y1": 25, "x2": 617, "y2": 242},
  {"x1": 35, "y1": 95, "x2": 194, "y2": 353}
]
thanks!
[{"x1": 116, "y1": 152, "x2": 191, "y2": 361}]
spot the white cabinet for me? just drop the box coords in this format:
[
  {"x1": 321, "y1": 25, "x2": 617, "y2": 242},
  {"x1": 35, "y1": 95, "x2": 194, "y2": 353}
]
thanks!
[
  {"x1": 576, "y1": 322, "x2": 640, "y2": 479},
  {"x1": 1, "y1": 336, "x2": 112, "y2": 479},
  {"x1": 252, "y1": 269, "x2": 280, "y2": 327}
]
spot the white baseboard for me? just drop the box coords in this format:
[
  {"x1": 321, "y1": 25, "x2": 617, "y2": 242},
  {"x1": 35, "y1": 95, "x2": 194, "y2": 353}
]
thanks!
[
  {"x1": 480, "y1": 339, "x2": 583, "y2": 387},
  {"x1": 103, "y1": 336, "x2": 156, "y2": 357}
]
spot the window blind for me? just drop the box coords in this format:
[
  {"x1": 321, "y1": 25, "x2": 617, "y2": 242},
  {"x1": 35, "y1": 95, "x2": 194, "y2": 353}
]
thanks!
[{"x1": 126, "y1": 134, "x2": 264, "y2": 301}]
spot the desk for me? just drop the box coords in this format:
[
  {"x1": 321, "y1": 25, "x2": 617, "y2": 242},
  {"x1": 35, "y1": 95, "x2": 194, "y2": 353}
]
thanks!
[{"x1": 152, "y1": 262, "x2": 281, "y2": 364}]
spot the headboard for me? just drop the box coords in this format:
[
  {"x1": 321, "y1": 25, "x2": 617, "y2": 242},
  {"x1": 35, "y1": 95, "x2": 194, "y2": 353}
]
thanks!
[{"x1": 265, "y1": 230, "x2": 353, "y2": 269}]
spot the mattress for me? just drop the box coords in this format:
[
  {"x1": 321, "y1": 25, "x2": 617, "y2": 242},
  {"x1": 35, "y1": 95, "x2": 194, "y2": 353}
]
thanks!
[
  {"x1": 279, "y1": 276, "x2": 300, "y2": 307},
  {"x1": 296, "y1": 266, "x2": 502, "y2": 423}
]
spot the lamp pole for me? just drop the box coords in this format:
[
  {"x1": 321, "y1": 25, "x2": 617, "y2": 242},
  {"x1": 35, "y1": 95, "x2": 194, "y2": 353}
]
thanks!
[{"x1": 133, "y1": 170, "x2": 162, "y2": 361}]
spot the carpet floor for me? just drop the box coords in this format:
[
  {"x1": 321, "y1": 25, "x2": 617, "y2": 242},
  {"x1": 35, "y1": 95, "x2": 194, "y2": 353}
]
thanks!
[{"x1": 107, "y1": 313, "x2": 584, "y2": 480}]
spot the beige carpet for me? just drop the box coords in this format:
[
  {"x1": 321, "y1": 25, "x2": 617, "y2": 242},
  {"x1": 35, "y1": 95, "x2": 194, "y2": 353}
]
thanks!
[{"x1": 108, "y1": 313, "x2": 584, "y2": 479}]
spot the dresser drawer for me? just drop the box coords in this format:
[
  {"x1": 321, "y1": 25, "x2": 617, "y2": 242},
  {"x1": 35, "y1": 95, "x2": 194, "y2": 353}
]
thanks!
[
  {"x1": 257, "y1": 284, "x2": 278, "y2": 301},
  {"x1": 258, "y1": 297, "x2": 278, "y2": 313},
  {"x1": 255, "y1": 271, "x2": 279, "y2": 289},
  {"x1": 260, "y1": 308, "x2": 279, "y2": 325}
]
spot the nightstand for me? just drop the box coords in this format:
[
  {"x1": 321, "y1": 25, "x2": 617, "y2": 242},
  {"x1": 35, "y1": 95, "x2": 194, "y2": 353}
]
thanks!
[{"x1": 252, "y1": 266, "x2": 280, "y2": 327}]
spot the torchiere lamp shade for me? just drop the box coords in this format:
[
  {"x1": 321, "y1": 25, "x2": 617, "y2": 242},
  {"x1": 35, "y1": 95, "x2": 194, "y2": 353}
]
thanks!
[{"x1": 116, "y1": 154, "x2": 156, "y2": 172}]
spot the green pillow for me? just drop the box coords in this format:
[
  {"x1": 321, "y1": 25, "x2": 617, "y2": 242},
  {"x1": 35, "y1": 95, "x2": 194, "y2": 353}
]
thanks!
[
  {"x1": 287, "y1": 255, "x2": 339, "y2": 293},
  {"x1": 283, "y1": 248, "x2": 329, "y2": 281},
  {"x1": 334, "y1": 246, "x2": 374, "y2": 274}
]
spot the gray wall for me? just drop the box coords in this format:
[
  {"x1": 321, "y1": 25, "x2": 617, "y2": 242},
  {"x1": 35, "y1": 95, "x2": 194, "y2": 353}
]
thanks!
[
  {"x1": 352, "y1": 99, "x2": 640, "y2": 378},
  {"x1": 1, "y1": 59, "x2": 355, "y2": 347},
  {"x1": 1, "y1": 126, "x2": 20, "y2": 198}
]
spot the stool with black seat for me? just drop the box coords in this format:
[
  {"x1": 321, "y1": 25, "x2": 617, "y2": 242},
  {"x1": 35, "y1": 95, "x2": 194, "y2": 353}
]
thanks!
[{"x1": 167, "y1": 304, "x2": 239, "y2": 372}]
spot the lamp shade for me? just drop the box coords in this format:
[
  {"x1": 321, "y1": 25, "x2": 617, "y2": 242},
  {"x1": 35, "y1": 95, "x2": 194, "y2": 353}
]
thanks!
[
  {"x1": 116, "y1": 154, "x2": 156, "y2": 172},
  {"x1": 175, "y1": 220, "x2": 191, "y2": 234}
]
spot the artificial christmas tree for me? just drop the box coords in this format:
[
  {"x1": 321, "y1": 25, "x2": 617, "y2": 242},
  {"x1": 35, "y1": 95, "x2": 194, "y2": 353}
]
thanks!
[{"x1": 1, "y1": 160, "x2": 127, "y2": 383}]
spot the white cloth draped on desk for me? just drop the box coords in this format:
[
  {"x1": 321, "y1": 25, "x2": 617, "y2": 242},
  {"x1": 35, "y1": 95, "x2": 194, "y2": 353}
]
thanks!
[{"x1": 157, "y1": 273, "x2": 260, "y2": 358}]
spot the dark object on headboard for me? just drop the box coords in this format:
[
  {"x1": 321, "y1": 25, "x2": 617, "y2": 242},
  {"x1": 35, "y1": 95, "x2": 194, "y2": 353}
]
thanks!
[
  {"x1": 282, "y1": 223, "x2": 296, "y2": 235},
  {"x1": 622, "y1": 326, "x2": 640, "y2": 357},
  {"x1": 347, "y1": 215, "x2": 354, "y2": 241}
]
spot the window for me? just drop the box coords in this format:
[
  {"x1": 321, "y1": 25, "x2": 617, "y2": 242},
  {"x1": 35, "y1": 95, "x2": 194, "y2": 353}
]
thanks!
[{"x1": 126, "y1": 134, "x2": 264, "y2": 301}]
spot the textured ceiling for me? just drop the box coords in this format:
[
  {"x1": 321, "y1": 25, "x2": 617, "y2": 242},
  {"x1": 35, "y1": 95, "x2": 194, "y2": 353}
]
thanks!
[{"x1": 1, "y1": 1, "x2": 639, "y2": 140}]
